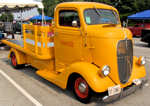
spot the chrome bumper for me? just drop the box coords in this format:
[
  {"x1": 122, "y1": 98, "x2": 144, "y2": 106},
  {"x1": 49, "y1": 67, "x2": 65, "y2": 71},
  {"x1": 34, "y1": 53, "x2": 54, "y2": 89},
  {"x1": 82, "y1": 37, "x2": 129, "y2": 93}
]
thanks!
[{"x1": 102, "y1": 78, "x2": 147, "y2": 103}]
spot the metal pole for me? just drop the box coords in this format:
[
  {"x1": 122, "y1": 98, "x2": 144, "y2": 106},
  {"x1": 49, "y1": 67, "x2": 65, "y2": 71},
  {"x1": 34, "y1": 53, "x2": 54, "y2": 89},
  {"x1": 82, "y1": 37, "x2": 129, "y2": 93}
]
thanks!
[
  {"x1": 42, "y1": 8, "x2": 44, "y2": 26},
  {"x1": 126, "y1": 19, "x2": 128, "y2": 27},
  {"x1": 21, "y1": 8, "x2": 23, "y2": 37}
]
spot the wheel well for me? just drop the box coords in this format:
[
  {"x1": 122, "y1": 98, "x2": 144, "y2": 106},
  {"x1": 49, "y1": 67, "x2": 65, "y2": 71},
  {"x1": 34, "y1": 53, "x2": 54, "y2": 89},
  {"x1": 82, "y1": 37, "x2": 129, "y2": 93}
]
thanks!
[
  {"x1": 67, "y1": 73, "x2": 81, "y2": 90},
  {"x1": 10, "y1": 51, "x2": 15, "y2": 57},
  {"x1": 67, "y1": 73, "x2": 96, "y2": 98},
  {"x1": 9, "y1": 50, "x2": 26, "y2": 65}
]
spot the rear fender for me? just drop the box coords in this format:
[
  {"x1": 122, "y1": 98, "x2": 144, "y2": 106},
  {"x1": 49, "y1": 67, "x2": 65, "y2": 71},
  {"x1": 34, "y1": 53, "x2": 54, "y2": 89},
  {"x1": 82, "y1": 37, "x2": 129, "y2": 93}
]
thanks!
[{"x1": 9, "y1": 48, "x2": 26, "y2": 65}]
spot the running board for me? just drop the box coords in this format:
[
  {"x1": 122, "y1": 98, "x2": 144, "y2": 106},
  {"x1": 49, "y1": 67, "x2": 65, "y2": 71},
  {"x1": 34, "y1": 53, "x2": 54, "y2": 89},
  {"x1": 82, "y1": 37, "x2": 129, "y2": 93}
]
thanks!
[
  {"x1": 36, "y1": 69, "x2": 57, "y2": 79},
  {"x1": 36, "y1": 69, "x2": 65, "y2": 89}
]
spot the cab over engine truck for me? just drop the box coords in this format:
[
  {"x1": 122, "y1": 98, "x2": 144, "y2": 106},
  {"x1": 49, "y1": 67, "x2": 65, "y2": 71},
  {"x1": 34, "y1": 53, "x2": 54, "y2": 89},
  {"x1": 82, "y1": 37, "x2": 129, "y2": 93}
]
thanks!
[{"x1": 2, "y1": 2, "x2": 146, "y2": 103}]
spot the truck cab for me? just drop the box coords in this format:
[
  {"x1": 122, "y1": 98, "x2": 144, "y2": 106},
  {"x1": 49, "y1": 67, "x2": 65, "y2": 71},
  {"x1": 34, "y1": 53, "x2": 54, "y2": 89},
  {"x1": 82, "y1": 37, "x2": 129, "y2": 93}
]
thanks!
[{"x1": 2, "y1": 2, "x2": 146, "y2": 103}]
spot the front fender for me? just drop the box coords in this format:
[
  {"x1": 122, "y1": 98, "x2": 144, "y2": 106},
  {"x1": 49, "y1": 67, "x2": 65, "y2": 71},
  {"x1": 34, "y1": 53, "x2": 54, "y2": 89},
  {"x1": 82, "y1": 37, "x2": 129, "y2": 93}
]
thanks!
[
  {"x1": 66, "y1": 62, "x2": 115, "y2": 93},
  {"x1": 129, "y1": 56, "x2": 146, "y2": 81}
]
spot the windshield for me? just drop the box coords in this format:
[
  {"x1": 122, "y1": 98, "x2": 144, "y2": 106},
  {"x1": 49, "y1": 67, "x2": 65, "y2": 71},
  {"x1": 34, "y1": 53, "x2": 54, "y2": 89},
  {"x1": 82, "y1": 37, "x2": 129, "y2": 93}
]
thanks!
[{"x1": 84, "y1": 9, "x2": 120, "y2": 25}]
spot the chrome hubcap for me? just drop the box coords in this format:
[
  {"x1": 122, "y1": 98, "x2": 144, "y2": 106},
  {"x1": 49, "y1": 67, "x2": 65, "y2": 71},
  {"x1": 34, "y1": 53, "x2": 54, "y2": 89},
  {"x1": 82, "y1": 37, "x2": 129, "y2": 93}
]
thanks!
[{"x1": 78, "y1": 82, "x2": 87, "y2": 93}]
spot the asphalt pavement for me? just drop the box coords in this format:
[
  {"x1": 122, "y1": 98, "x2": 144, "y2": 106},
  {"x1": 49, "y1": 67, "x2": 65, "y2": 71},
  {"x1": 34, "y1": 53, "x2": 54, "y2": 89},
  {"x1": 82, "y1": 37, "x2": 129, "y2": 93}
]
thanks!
[{"x1": 0, "y1": 38, "x2": 149, "y2": 106}]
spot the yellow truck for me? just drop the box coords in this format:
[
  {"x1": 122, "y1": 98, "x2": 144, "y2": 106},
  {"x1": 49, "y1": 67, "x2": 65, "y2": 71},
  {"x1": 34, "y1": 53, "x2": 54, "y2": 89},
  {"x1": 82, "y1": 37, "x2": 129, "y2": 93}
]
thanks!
[{"x1": 2, "y1": 2, "x2": 146, "y2": 103}]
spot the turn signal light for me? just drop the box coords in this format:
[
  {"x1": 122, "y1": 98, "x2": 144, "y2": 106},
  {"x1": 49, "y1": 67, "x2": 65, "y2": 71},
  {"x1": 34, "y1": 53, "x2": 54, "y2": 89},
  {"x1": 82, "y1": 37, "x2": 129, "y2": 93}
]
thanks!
[{"x1": 137, "y1": 56, "x2": 146, "y2": 65}]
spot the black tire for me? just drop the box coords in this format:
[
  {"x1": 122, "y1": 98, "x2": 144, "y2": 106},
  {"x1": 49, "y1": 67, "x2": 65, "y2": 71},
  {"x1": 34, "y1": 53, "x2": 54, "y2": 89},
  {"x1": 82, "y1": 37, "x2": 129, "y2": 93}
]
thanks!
[
  {"x1": 10, "y1": 52, "x2": 24, "y2": 69},
  {"x1": 73, "y1": 76, "x2": 92, "y2": 103},
  {"x1": 148, "y1": 43, "x2": 150, "y2": 47},
  {"x1": 142, "y1": 33, "x2": 150, "y2": 43}
]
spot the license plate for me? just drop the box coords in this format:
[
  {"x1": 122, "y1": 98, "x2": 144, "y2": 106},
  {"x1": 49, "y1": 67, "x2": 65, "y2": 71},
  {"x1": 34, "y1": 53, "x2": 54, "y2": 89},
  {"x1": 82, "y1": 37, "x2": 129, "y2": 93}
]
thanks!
[
  {"x1": 133, "y1": 79, "x2": 141, "y2": 85},
  {"x1": 108, "y1": 85, "x2": 121, "y2": 96}
]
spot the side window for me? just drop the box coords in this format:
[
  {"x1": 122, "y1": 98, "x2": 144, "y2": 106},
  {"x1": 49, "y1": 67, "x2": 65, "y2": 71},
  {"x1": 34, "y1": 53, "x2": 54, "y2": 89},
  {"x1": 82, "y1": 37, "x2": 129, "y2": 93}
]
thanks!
[{"x1": 59, "y1": 10, "x2": 80, "y2": 27}]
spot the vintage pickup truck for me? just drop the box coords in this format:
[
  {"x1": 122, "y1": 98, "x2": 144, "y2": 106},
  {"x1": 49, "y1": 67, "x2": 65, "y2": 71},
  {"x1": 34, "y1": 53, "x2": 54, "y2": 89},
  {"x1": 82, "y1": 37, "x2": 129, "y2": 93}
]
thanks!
[{"x1": 2, "y1": 2, "x2": 146, "y2": 103}]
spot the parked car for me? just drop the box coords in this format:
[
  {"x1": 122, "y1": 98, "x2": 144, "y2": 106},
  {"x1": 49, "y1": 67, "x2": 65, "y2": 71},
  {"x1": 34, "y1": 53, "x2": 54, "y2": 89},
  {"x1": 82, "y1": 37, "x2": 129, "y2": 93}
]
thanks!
[{"x1": 128, "y1": 23, "x2": 150, "y2": 37}]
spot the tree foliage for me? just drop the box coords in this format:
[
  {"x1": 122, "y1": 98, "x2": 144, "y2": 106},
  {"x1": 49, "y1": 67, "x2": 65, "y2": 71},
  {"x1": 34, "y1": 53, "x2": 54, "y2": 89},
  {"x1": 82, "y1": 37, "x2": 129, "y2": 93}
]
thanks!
[
  {"x1": 42, "y1": 0, "x2": 150, "y2": 20},
  {"x1": 0, "y1": 13, "x2": 14, "y2": 22}
]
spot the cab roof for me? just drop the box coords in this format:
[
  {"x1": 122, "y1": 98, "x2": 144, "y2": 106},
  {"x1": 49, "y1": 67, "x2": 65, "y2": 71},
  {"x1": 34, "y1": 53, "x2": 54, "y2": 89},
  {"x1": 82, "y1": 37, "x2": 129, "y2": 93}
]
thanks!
[{"x1": 56, "y1": 2, "x2": 117, "y2": 11}]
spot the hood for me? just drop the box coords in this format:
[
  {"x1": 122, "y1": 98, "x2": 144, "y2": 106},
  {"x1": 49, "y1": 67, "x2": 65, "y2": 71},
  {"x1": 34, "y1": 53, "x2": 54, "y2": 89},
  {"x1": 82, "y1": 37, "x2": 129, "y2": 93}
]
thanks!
[
  {"x1": 86, "y1": 25, "x2": 132, "y2": 39},
  {"x1": 85, "y1": 26, "x2": 133, "y2": 84}
]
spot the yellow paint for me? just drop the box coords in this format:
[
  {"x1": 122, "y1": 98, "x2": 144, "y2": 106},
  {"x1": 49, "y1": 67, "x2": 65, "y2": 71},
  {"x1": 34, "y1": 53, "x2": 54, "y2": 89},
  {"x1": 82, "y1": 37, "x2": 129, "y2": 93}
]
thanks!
[{"x1": 2, "y1": 2, "x2": 146, "y2": 93}]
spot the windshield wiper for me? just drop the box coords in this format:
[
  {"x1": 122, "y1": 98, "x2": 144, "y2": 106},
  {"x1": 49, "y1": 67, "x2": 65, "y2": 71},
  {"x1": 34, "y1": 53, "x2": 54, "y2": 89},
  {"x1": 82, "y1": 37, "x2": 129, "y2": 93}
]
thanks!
[{"x1": 94, "y1": 6, "x2": 101, "y2": 17}]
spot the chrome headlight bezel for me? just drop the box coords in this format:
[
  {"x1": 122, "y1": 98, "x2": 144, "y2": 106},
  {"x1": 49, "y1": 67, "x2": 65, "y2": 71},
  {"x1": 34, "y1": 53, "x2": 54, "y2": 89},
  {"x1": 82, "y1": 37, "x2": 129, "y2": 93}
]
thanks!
[
  {"x1": 101, "y1": 65, "x2": 110, "y2": 77},
  {"x1": 138, "y1": 56, "x2": 146, "y2": 65}
]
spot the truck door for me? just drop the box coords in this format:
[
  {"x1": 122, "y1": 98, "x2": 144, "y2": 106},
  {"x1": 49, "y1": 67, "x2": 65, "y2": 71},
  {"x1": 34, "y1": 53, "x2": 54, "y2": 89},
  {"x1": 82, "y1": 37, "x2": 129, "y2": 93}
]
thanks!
[{"x1": 54, "y1": 9, "x2": 82, "y2": 71}]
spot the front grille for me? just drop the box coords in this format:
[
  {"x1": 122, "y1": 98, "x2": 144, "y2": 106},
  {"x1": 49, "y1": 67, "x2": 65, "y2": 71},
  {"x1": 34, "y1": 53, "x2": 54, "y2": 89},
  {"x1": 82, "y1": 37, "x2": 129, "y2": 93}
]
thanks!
[{"x1": 117, "y1": 39, "x2": 133, "y2": 84}]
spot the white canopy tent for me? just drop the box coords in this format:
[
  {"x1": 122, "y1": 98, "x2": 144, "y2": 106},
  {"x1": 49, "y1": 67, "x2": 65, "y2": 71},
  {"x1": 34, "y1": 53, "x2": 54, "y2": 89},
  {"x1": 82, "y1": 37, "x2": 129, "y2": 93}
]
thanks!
[
  {"x1": 0, "y1": 0, "x2": 44, "y2": 9},
  {"x1": 0, "y1": 0, "x2": 44, "y2": 36}
]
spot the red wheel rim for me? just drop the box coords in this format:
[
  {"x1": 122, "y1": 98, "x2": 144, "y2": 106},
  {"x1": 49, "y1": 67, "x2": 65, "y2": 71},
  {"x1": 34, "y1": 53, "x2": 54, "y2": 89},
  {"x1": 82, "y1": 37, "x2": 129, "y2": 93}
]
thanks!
[
  {"x1": 11, "y1": 55, "x2": 17, "y2": 66},
  {"x1": 74, "y1": 77, "x2": 89, "y2": 99}
]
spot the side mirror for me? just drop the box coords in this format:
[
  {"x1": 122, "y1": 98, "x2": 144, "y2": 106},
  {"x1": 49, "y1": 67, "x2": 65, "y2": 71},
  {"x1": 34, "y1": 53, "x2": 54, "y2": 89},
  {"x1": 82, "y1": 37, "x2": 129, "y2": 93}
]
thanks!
[{"x1": 72, "y1": 20, "x2": 78, "y2": 27}]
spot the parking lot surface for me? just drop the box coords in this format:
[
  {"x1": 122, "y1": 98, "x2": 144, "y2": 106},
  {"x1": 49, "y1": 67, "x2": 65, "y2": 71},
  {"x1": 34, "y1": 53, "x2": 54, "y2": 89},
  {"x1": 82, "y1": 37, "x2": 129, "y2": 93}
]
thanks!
[
  {"x1": 0, "y1": 73, "x2": 35, "y2": 106},
  {"x1": 0, "y1": 38, "x2": 150, "y2": 106}
]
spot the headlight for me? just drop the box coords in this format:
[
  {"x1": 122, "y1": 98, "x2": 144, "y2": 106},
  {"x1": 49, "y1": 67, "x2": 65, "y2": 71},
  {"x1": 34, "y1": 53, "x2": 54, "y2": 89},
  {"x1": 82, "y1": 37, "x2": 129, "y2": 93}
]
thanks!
[
  {"x1": 137, "y1": 56, "x2": 146, "y2": 65},
  {"x1": 101, "y1": 65, "x2": 110, "y2": 77}
]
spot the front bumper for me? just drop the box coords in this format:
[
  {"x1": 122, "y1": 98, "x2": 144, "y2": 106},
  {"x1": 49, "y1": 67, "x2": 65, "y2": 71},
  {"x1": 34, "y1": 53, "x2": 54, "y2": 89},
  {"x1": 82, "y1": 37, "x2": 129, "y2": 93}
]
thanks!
[{"x1": 97, "y1": 78, "x2": 147, "y2": 103}]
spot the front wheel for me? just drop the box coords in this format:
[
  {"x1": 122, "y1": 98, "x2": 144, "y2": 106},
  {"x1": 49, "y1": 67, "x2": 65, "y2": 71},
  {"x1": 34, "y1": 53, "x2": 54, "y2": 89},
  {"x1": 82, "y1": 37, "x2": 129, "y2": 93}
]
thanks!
[{"x1": 73, "y1": 77, "x2": 92, "y2": 103}]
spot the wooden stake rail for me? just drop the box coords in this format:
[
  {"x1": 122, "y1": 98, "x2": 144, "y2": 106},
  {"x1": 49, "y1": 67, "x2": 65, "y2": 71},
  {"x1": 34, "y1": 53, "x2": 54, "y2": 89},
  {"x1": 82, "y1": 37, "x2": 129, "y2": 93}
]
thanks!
[{"x1": 23, "y1": 24, "x2": 54, "y2": 59}]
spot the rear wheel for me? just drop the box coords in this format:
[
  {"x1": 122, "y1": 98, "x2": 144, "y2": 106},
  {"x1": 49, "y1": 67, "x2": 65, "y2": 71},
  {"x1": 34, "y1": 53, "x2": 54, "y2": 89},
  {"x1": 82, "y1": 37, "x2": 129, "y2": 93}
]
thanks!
[
  {"x1": 148, "y1": 43, "x2": 150, "y2": 47},
  {"x1": 10, "y1": 52, "x2": 23, "y2": 69},
  {"x1": 73, "y1": 77, "x2": 92, "y2": 103}
]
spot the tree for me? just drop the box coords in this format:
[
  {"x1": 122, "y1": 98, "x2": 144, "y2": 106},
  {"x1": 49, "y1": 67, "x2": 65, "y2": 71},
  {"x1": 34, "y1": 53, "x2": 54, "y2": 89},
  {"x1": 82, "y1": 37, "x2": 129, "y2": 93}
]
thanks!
[
  {"x1": 42, "y1": 0, "x2": 150, "y2": 21},
  {"x1": 0, "y1": 13, "x2": 14, "y2": 22},
  {"x1": 42, "y1": 0, "x2": 84, "y2": 16}
]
